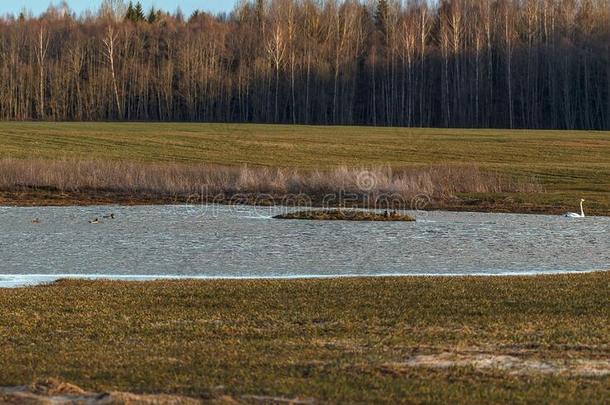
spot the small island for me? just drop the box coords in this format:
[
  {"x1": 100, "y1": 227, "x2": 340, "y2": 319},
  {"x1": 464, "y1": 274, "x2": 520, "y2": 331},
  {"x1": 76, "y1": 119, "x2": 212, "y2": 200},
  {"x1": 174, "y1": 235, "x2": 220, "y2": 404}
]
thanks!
[{"x1": 274, "y1": 209, "x2": 416, "y2": 222}]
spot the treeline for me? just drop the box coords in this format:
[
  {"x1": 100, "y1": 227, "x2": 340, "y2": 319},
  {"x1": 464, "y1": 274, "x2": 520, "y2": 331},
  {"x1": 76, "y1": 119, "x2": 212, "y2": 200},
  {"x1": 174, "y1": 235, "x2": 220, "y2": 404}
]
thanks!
[{"x1": 0, "y1": 0, "x2": 609, "y2": 129}]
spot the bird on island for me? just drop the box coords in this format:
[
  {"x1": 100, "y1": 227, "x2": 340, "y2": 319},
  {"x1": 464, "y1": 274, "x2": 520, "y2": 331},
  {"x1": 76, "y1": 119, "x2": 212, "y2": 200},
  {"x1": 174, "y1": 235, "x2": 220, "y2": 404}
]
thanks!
[
  {"x1": 103, "y1": 213, "x2": 115, "y2": 219},
  {"x1": 383, "y1": 210, "x2": 389, "y2": 218},
  {"x1": 564, "y1": 199, "x2": 586, "y2": 218},
  {"x1": 89, "y1": 218, "x2": 101, "y2": 224},
  {"x1": 32, "y1": 218, "x2": 41, "y2": 224}
]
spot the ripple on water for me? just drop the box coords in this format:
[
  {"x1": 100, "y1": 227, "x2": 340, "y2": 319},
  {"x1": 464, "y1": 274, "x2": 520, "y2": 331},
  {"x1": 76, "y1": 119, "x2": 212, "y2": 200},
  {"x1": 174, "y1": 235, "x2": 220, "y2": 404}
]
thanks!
[{"x1": 0, "y1": 206, "x2": 608, "y2": 287}]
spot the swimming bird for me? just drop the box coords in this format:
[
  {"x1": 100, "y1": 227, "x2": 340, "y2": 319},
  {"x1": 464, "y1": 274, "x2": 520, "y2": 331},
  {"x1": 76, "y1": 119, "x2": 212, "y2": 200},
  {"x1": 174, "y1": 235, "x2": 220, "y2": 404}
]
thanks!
[
  {"x1": 564, "y1": 199, "x2": 586, "y2": 218},
  {"x1": 32, "y1": 218, "x2": 41, "y2": 224},
  {"x1": 89, "y1": 218, "x2": 101, "y2": 224},
  {"x1": 103, "y1": 213, "x2": 115, "y2": 219}
]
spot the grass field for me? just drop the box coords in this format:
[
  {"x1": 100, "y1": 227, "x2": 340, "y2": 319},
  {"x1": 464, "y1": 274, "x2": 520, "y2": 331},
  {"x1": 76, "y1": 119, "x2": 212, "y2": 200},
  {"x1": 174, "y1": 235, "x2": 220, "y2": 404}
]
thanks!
[
  {"x1": 0, "y1": 273, "x2": 608, "y2": 403},
  {"x1": 1, "y1": 122, "x2": 609, "y2": 213}
]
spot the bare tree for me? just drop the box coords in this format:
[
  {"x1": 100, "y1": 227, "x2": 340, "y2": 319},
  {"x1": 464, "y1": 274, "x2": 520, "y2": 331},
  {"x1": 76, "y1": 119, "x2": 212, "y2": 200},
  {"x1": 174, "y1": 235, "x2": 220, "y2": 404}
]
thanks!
[
  {"x1": 35, "y1": 26, "x2": 50, "y2": 119},
  {"x1": 0, "y1": 0, "x2": 606, "y2": 129},
  {"x1": 100, "y1": 0, "x2": 127, "y2": 22},
  {"x1": 503, "y1": 0, "x2": 515, "y2": 128},
  {"x1": 266, "y1": 15, "x2": 286, "y2": 123},
  {"x1": 102, "y1": 26, "x2": 122, "y2": 118}
]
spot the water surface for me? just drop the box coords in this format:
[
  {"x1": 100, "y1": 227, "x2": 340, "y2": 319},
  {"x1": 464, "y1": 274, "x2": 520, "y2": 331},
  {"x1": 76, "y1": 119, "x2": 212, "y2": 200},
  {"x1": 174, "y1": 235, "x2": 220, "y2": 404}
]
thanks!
[{"x1": 0, "y1": 205, "x2": 608, "y2": 287}]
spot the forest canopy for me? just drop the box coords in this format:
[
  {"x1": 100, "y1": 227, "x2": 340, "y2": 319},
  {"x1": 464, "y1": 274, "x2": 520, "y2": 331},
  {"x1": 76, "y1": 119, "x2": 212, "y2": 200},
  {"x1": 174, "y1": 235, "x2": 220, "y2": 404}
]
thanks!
[{"x1": 0, "y1": 0, "x2": 608, "y2": 129}]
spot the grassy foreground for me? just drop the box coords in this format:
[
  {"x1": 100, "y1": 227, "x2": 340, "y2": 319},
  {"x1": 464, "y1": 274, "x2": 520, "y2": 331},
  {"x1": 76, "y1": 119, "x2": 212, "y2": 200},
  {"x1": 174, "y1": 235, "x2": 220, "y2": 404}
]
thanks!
[
  {"x1": 1, "y1": 122, "x2": 609, "y2": 213},
  {"x1": 0, "y1": 273, "x2": 608, "y2": 403}
]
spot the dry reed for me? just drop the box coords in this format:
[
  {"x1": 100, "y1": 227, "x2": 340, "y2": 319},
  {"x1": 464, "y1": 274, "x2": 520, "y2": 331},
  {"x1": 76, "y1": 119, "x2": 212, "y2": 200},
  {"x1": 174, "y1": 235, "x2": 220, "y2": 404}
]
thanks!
[{"x1": 0, "y1": 158, "x2": 541, "y2": 202}]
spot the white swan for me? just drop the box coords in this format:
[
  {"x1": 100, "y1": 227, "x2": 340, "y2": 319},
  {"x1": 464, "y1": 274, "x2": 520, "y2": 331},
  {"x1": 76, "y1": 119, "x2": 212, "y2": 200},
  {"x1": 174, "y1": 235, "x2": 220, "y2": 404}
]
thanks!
[{"x1": 564, "y1": 199, "x2": 586, "y2": 218}]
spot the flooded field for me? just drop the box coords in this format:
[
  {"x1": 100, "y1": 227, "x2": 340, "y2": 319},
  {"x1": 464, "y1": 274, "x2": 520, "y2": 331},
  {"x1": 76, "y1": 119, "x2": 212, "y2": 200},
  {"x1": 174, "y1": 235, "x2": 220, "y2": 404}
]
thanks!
[{"x1": 1, "y1": 205, "x2": 608, "y2": 287}]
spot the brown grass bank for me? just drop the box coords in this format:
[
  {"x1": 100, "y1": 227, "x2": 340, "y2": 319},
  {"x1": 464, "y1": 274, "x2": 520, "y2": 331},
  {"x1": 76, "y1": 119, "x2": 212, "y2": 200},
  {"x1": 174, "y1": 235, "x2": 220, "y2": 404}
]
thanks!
[{"x1": 0, "y1": 158, "x2": 541, "y2": 210}]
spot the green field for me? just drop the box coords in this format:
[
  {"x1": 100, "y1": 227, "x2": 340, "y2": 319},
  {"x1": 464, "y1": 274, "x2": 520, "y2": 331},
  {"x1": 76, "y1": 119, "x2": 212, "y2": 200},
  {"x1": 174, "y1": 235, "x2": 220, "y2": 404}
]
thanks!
[
  {"x1": 0, "y1": 274, "x2": 608, "y2": 403},
  {"x1": 1, "y1": 122, "x2": 609, "y2": 212}
]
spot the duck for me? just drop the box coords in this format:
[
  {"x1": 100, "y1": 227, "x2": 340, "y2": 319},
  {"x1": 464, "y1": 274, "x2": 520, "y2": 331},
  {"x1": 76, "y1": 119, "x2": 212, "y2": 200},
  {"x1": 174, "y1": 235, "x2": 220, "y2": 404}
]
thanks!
[
  {"x1": 103, "y1": 213, "x2": 115, "y2": 219},
  {"x1": 32, "y1": 218, "x2": 41, "y2": 224},
  {"x1": 89, "y1": 218, "x2": 101, "y2": 224}
]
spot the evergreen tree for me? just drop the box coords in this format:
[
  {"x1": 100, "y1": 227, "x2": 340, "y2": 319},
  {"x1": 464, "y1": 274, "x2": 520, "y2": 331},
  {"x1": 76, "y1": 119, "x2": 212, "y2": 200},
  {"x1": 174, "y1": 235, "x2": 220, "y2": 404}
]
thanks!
[
  {"x1": 134, "y1": 2, "x2": 145, "y2": 21},
  {"x1": 124, "y1": 1, "x2": 135, "y2": 22},
  {"x1": 147, "y1": 7, "x2": 157, "y2": 23},
  {"x1": 125, "y1": 1, "x2": 145, "y2": 23},
  {"x1": 175, "y1": 7, "x2": 184, "y2": 23},
  {"x1": 189, "y1": 10, "x2": 200, "y2": 22}
]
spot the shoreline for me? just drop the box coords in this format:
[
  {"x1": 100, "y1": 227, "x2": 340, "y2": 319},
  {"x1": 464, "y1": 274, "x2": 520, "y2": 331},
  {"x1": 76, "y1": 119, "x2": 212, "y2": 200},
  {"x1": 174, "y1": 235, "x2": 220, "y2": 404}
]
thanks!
[
  {"x1": 0, "y1": 189, "x2": 601, "y2": 216},
  {"x1": 2, "y1": 269, "x2": 609, "y2": 289}
]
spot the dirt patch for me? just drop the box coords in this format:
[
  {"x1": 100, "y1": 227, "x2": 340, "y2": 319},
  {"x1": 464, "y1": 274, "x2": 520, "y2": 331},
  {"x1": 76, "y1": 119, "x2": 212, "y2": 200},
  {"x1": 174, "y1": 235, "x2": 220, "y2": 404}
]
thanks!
[
  {"x1": 383, "y1": 352, "x2": 610, "y2": 377},
  {"x1": 310, "y1": 338, "x2": 366, "y2": 353},
  {"x1": 241, "y1": 395, "x2": 316, "y2": 404},
  {"x1": 0, "y1": 379, "x2": 202, "y2": 404},
  {"x1": 0, "y1": 380, "x2": 317, "y2": 404}
]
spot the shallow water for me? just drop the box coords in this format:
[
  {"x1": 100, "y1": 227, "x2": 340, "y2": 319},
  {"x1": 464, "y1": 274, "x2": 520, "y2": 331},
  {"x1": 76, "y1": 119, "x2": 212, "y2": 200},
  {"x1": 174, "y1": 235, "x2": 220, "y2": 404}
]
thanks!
[{"x1": 0, "y1": 205, "x2": 608, "y2": 287}]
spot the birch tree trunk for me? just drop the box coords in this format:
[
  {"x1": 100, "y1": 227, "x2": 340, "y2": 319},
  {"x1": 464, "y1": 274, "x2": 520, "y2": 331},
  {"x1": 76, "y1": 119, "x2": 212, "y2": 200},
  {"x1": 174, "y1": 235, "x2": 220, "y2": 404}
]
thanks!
[{"x1": 103, "y1": 26, "x2": 122, "y2": 119}]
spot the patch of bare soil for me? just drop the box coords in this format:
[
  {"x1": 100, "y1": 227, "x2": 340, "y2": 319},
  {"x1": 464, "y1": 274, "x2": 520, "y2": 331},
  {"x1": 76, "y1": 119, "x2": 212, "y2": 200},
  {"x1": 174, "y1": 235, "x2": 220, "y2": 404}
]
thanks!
[
  {"x1": 0, "y1": 379, "x2": 318, "y2": 405},
  {"x1": 240, "y1": 395, "x2": 316, "y2": 404},
  {"x1": 0, "y1": 379, "x2": 202, "y2": 404},
  {"x1": 383, "y1": 352, "x2": 610, "y2": 377}
]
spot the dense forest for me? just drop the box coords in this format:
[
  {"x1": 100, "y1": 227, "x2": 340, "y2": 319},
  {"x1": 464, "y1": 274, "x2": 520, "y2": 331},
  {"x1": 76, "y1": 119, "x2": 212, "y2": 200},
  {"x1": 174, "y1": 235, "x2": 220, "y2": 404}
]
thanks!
[{"x1": 0, "y1": 0, "x2": 608, "y2": 129}]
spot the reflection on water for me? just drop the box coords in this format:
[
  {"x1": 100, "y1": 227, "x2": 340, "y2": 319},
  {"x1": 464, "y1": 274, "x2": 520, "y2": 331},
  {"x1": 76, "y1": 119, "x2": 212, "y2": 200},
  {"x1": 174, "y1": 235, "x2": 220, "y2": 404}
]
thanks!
[{"x1": 0, "y1": 205, "x2": 608, "y2": 287}]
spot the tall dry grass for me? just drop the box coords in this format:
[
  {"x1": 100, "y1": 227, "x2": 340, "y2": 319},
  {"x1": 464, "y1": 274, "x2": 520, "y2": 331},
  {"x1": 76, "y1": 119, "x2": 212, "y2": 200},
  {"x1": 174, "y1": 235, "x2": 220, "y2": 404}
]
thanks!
[{"x1": 0, "y1": 158, "x2": 541, "y2": 201}]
